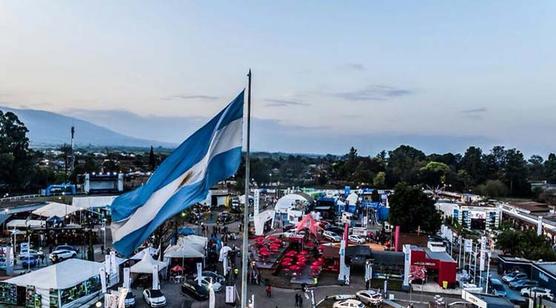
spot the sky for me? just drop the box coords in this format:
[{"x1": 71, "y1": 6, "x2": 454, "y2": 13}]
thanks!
[{"x1": 0, "y1": 1, "x2": 555, "y2": 156}]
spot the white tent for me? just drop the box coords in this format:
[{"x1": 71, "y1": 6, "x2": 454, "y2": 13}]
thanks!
[
  {"x1": 130, "y1": 247, "x2": 159, "y2": 260},
  {"x1": 274, "y1": 193, "x2": 311, "y2": 214},
  {"x1": 6, "y1": 259, "x2": 104, "y2": 307},
  {"x1": 163, "y1": 244, "x2": 205, "y2": 259},
  {"x1": 7, "y1": 219, "x2": 45, "y2": 229},
  {"x1": 6, "y1": 258, "x2": 103, "y2": 289},
  {"x1": 32, "y1": 202, "x2": 80, "y2": 218},
  {"x1": 72, "y1": 196, "x2": 116, "y2": 209},
  {"x1": 176, "y1": 235, "x2": 207, "y2": 253},
  {"x1": 130, "y1": 251, "x2": 168, "y2": 274},
  {"x1": 346, "y1": 192, "x2": 358, "y2": 205}
]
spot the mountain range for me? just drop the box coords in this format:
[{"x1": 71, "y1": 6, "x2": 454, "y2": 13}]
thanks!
[{"x1": 0, "y1": 106, "x2": 173, "y2": 148}]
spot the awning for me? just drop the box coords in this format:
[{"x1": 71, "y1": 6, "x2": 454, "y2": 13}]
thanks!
[
  {"x1": 5, "y1": 259, "x2": 103, "y2": 290},
  {"x1": 32, "y1": 202, "x2": 80, "y2": 218}
]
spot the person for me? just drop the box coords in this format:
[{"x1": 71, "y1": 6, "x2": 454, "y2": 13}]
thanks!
[
  {"x1": 298, "y1": 294, "x2": 303, "y2": 307},
  {"x1": 234, "y1": 267, "x2": 239, "y2": 279},
  {"x1": 295, "y1": 294, "x2": 300, "y2": 307},
  {"x1": 265, "y1": 284, "x2": 272, "y2": 297}
]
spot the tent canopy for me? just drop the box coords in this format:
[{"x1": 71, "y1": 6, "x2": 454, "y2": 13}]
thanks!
[
  {"x1": 274, "y1": 193, "x2": 313, "y2": 214},
  {"x1": 72, "y1": 196, "x2": 116, "y2": 209},
  {"x1": 32, "y1": 202, "x2": 80, "y2": 218},
  {"x1": 176, "y1": 235, "x2": 207, "y2": 253},
  {"x1": 130, "y1": 251, "x2": 168, "y2": 274},
  {"x1": 130, "y1": 247, "x2": 159, "y2": 260},
  {"x1": 6, "y1": 259, "x2": 103, "y2": 290},
  {"x1": 7, "y1": 219, "x2": 45, "y2": 229},
  {"x1": 164, "y1": 244, "x2": 204, "y2": 259}
]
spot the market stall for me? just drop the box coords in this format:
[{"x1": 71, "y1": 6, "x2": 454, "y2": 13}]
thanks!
[{"x1": 1, "y1": 259, "x2": 104, "y2": 307}]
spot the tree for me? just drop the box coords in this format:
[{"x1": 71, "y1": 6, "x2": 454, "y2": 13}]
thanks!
[
  {"x1": 460, "y1": 146, "x2": 484, "y2": 185},
  {"x1": 148, "y1": 146, "x2": 157, "y2": 171},
  {"x1": 528, "y1": 155, "x2": 545, "y2": 181},
  {"x1": 386, "y1": 145, "x2": 426, "y2": 186},
  {"x1": 476, "y1": 180, "x2": 508, "y2": 198},
  {"x1": 388, "y1": 182, "x2": 441, "y2": 233},
  {"x1": 0, "y1": 111, "x2": 34, "y2": 193},
  {"x1": 545, "y1": 154, "x2": 556, "y2": 184},
  {"x1": 503, "y1": 148, "x2": 530, "y2": 196},
  {"x1": 373, "y1": 172, "x2": 386, "y2": 188},
  {"x1": 496, "y1": 229, "x2": 556, "y2": 261},
  {"x1": 419, "y1": 161, "x2": 451, "y2": 187}
]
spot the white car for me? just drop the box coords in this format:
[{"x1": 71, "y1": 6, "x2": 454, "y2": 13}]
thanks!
[
  {"x1": 323, "y1": 231, "x2": 341, "y2": 242},
  {"x1": 49, "y1": 248, "x2": 77, "y2": 263},
  {"x1": 197, "y1": 276, "x2": 223, "y2": 292},
  {"x1": 349, "y1": 235, "x2": 366, "y2": 244},
  {"x1": 356, "y1": 289, "x2": 383, "y2": 305},
  {"x1": 521, "y1": 287, "x2": 554, "y2": 300},
  {"x1": 142, "y1": 289, "x2": 166, "y2": 307},
  {"x1": 333, "y1": 299, "x2": 365, "y2": 308}
]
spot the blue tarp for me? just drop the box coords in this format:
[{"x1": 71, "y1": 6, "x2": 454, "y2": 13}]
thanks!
[{"x1": 177, "y1": 227, "x2": 196, "y2": 236}]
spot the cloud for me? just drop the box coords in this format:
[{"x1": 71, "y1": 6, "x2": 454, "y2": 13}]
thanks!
[
  {"x1": 264, "y1": 98, "x2": 310, "y2": 107},
  {"x1": 461, "y1": 107, "x2": 487, "y2": 113},
  {"x1": 333, "y1": 85, "x2": 414, "y2": 101},
  {"x1": 343, "y1": 63, "x2": 366, "y2": 71},
  {"x1": 162, "y1": 94, "x2": 220, "y2": 101}
]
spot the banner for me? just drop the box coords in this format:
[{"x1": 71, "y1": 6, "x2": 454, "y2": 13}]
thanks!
[
  {"x1": 100, "y1": 268, "x2": 107, "y2": 293},
  {"x1": 225, "y1": 286, "x2": 235, "y2": 304},
  {"x1": 152, "y1": 264, "x2": 160, "y2": 290},
  {"x1": 123, "y1": 268, "x2": 130, "y2": 289},
  {"x1": 254, "y1": 189, "x2": 260, "y2": 216},
  {"x1": 479, "y1": 236, "x2": 486, "y2": 271},
  {"x1": 20, "y1": 243, "x2": 29, "y2": 255},
  {"x1": 196, "y1": 263, "x2": 203, "y2": 286},
  {"x1": 110, "y1": 251, "x2": 118, "y2": 274},
  {"x1": 105, "y1": 255, "x2": 111, "y2": 273},
  {"x1": 464, "y1": 239, "x2": 472, "y2": 253}
]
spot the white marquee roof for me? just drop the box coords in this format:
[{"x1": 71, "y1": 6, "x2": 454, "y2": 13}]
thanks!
[
  {"x1": 6, "y1": 259, "x2": 103, "y2": 290},
  {"x1": 130, "y1": 251, "x2": 168, "y2": 274},
  {"x1": 32, "y1": 202, "x2": 80, "y2": 218}
]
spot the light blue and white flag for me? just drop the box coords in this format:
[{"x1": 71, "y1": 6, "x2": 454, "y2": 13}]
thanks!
[{"x1": 111, "y1": 91, "x2": 244, "y2": 256}]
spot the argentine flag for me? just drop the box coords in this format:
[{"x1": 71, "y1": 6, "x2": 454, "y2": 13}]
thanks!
[{"x1": 111, "y1": 91, "x2": 244, "y2": 256}]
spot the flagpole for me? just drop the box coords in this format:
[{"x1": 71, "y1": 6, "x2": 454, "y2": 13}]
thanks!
[{"x1": 241, "y1": 69, "x2": 252, "y2": 308}]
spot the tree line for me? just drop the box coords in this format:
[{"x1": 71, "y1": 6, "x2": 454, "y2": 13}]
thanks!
[{"x1": 2, "y1": 110, "x2": 556, "y2": 201}]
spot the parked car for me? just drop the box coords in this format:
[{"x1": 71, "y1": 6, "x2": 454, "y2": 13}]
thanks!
[
  {"x1": 521, "y1": 287, "x2": 554, "y2": 300},
  {"x1": 49, "y1": 246, "x2": 77, "y2": 263},
  {"x1": 19, "y1": 254, "x2": 39, "y2": 267},
  {"x1": 142, "y1": 289, "x2": 166, "y2": 307},
  {"x1": 124, "y1": 292, "x2": 136, "y2": 308},
  {"x1": 348, "y1": 234, "x2": 366, "y2": 244},
  {"x1": 323, "y1": 230, "x2": 341, "y2": 242},
  {"x1": 181, "y1": 280, "x2": 209, "y2": 300},
  {"x1": 502, "y1": 272, "x2": 527, "y2": 283},
  {"x1": 355, "y1": 289, "x2": 383, "y2": 305},
  {"x1": 489, "y1": 278, "x2": 506, "y2": 297},
  {"x1": 193, "y1": 271, "x2": 226, "y2": 285},
  {"x1": 509, "y1": 279, "x2": 538, "y2": 290},
  {"x1": 333, "y1": 299, "x2": 365, "y2": 308},
  {"x1": 195, "y1": 276, "x2": 223, "y2": 292}
]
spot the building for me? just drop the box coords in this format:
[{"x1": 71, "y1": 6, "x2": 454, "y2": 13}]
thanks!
[
  {"x1": 498, "y1": 255, "x2": 556, "y2": 297},
  {"x1": 409, "y1": 244, "x2": 457, "y2": 287},
  {"x1": 83, "y1": 172, "x2": 124, "y2": 194},
  {"x1": 435, "y1": 201, "x2": 500, "y2": 230}
]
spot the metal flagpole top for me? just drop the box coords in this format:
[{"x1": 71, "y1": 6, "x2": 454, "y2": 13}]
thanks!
[{"x1": 241, "y1": 69, "x2": 252, "y2": 308}]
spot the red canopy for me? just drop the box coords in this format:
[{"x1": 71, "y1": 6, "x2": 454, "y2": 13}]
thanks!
[
  {"x1": 171, "y1": 265, "x2": 184, "y2": 272},
  {"x1": 295, "y1": 214, "x2": 321, "y2": 236}
]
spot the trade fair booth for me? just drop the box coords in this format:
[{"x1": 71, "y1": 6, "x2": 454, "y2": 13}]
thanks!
[{"x1": 0, "y1": 259, "x2": 104, "y2": 307}]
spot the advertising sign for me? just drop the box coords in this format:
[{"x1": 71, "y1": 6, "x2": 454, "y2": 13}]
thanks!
[{"x1": 464, "y1": 239, "x2": 472, "y2": 253}]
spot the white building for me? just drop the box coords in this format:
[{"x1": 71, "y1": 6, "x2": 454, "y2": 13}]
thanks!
[{"x1": 436, "y1": 201, "x2": 500, "y2": 230}]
